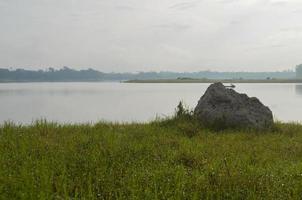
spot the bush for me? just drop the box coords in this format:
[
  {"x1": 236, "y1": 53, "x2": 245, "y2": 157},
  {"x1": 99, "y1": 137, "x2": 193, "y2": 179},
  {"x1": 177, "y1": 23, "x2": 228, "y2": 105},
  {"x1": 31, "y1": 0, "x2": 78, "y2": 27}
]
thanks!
[{"x1": 175, "y1": 101, "x2": 193, "y2": 118}]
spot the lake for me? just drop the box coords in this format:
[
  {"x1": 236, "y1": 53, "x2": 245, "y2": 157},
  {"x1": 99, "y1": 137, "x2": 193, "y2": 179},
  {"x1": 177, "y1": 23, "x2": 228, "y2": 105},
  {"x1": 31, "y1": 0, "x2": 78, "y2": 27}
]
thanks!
[{"x1": 0, "y1": 82, "x2": 302, "y2": 124}]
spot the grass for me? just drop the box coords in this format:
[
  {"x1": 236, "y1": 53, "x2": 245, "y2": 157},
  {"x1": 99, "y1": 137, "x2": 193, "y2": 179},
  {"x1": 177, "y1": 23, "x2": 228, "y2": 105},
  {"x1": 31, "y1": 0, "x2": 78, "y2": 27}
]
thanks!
[{"x1": 1, "y1": 115, "x2": 302, "y2": 199}]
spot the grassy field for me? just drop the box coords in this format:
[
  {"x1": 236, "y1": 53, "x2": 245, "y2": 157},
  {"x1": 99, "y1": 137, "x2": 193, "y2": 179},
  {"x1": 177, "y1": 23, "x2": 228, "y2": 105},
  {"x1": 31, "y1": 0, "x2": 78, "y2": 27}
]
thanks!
[
  {"x1": 125, "y1": 78, "x2": 302, "y2": 83},
  {"x1": 1, "y1": 115, "x2": 302, "y2": 199}
]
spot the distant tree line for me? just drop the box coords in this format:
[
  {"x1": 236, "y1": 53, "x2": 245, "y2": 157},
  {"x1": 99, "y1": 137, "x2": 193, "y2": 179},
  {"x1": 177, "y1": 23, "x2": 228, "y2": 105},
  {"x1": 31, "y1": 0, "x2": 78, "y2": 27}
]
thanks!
[
  {"x1": 296, "y1": 64, "x2": 302, "y2": 79},
  {"x1": 0, "y1": 66, "x2": 297, "y2": 82}
]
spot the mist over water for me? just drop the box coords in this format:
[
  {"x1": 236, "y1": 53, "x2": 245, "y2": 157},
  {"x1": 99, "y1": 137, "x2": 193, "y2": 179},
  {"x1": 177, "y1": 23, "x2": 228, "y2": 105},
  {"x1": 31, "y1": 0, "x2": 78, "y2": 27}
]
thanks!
[{"x1": 0, "y1": 82, "x2": 301, "y2": 124}]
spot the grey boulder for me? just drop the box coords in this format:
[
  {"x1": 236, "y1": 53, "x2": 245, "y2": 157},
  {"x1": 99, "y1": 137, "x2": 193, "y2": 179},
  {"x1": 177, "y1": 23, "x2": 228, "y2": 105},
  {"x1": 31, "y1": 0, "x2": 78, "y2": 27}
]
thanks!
[{"x1": 194, "y1": 82, "x2": 273, "y2": 129}]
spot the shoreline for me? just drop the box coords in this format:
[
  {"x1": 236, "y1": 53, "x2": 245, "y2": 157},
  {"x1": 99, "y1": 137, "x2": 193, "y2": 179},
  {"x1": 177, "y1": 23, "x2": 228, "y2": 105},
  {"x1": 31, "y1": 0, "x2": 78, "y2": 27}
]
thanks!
[
  {"x1": 125, "y1": 79, "x2": 302, "y2": 83},
  {"x1": 1, "y1": 79, "x2": 302, "y2": 84}
]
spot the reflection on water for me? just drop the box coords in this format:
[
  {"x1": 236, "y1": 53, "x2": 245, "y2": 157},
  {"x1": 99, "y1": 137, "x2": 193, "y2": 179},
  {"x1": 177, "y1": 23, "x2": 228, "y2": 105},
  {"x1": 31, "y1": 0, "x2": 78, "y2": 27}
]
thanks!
[
  {"x1": 295, "y1": 84, "x2": 302, "y2": 96},
  {"x1": 0, "y1": 88, "x2": 111, "y2": 96},
  {"x1": 0, "y1": 82, "x2": 302, "y2": 124}
]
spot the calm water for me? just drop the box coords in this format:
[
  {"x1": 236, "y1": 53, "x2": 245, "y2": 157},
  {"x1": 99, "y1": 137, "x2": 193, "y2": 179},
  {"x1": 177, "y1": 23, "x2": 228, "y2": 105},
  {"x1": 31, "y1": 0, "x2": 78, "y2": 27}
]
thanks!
[{"x1": 0, "y1": 82, "x2": 302, "y2": 124}]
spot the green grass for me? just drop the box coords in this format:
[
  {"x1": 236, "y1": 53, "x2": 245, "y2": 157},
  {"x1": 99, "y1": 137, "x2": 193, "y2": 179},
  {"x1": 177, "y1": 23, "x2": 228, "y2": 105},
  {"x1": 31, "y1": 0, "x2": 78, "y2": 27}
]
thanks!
[{"x1": 1, "y1": 117, "x2": 302, "y2": 199}]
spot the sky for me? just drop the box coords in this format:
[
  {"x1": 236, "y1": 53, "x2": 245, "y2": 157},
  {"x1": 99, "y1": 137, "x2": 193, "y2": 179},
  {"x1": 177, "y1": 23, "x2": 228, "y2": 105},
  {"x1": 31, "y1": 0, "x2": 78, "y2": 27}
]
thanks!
[{"x1": 0, "y1": 0, "x2": 302, "y2": 72}]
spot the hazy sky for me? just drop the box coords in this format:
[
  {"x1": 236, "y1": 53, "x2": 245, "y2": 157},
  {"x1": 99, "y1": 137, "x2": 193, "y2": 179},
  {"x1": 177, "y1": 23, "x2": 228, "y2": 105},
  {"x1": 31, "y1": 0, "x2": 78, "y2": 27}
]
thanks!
[{"x1": 0, "y1": 0, "x2": 302, "y2": 72}]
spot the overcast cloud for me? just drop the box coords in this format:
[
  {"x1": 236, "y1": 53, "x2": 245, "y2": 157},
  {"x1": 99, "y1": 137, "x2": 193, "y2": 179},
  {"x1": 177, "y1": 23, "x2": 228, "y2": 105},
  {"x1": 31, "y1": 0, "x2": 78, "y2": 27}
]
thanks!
[{"x1": 0, "y1": 0, "x2": 302, "y2": 72}]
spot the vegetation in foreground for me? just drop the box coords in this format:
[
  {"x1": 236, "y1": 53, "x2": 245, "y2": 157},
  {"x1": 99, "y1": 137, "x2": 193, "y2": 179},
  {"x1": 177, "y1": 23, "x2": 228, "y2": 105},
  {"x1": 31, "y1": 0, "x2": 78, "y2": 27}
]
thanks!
[{"x1": 1, "y1": 109, "x2": 302, "y2": 199}]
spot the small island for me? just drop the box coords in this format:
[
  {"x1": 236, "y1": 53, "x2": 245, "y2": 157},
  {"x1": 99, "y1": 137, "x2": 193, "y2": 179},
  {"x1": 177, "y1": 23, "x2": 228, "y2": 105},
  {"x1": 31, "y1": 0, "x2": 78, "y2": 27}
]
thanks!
[{"x1": 125, "y1": 78, "x2": 302, "y2": 83}]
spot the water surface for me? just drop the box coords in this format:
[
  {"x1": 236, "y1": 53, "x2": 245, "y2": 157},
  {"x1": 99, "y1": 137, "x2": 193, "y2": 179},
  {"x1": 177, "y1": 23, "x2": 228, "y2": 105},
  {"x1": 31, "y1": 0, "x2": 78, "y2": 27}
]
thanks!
[{"x1": 0, "y1": 82, "x2": 301, "y2": 124}]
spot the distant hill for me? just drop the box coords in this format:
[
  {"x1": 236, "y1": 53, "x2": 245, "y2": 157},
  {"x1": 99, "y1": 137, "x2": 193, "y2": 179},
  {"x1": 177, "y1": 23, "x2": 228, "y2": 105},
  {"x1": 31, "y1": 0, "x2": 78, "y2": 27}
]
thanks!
[{"x1": 0, "y1": 66, "x2": 297, "y2": 82}]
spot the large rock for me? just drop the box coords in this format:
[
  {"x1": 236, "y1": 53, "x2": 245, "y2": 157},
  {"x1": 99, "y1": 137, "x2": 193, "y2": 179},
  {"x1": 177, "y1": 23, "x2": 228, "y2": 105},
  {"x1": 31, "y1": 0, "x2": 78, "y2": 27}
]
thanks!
[{"x1": 194, "y1": 82, "x2": 273, "y2": 129}]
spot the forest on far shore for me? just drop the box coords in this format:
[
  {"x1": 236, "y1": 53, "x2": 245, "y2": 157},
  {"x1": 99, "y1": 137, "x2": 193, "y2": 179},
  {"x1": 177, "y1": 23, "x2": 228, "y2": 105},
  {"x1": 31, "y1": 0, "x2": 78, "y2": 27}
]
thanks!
[{"x1": 0, "y1": 66, "x2": 301, "y2": 82}]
